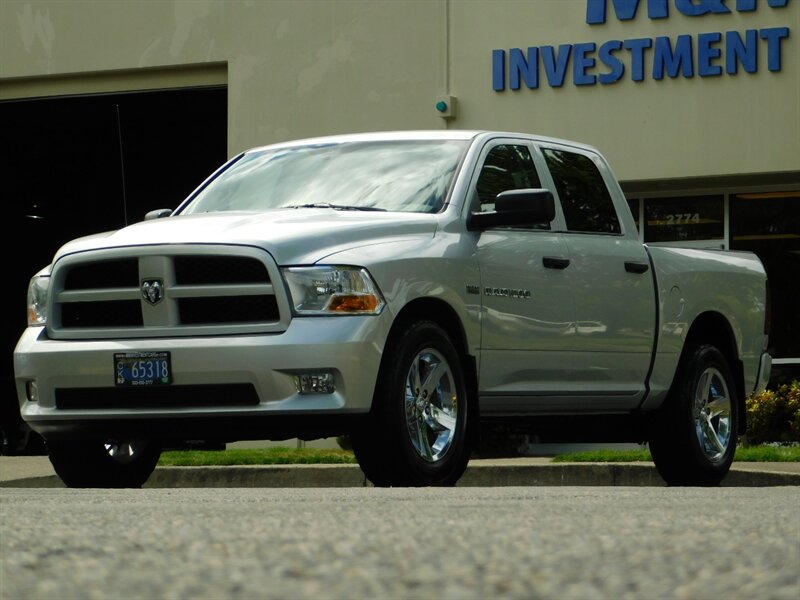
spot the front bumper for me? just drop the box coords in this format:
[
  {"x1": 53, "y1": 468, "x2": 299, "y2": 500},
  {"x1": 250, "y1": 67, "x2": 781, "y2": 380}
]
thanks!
[{"x1": 14, "y1": 314, "x2": 389, "y2": 440}]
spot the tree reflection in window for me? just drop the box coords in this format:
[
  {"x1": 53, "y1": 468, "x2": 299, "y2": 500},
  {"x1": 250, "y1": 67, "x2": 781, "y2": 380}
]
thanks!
[
  {"x1": 476, "y1": 145, "x2": 542, "y2": 206},
  {"x1": 543, "y1": 148, "x2": 621, "y2": 234},
  {"x1": 475, "y1": 144, "x2": 548, "y2": 230}
]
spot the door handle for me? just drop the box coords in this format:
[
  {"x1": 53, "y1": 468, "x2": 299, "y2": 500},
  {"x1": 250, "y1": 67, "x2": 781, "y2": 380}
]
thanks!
[
  {"x1": 543, "y1": 257, "x2": 570, "y2": 270},
  {"x1": 624, "y1": 261, "x2": 650, "y2": 274}
]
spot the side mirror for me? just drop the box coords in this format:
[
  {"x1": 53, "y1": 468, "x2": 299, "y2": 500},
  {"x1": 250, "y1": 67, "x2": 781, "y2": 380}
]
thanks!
[
  {"x1": 144, "y1": 208, "x2": 173, "y2": 221},
  {"x1": 467, "y1": 188, "x2": 555, "y2": 231}
]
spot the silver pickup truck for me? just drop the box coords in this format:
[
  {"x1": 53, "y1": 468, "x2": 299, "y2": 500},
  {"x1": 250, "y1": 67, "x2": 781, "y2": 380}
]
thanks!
[{"x1": 15, "y1": 131, "x2": 771, "y2": 488}]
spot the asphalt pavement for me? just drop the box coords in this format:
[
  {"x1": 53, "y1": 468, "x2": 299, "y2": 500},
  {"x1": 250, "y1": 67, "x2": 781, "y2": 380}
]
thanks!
[
  {"x1": 2, "y1": 487, "x2": 798, "y2": 599},
  {"x1": 1, "y1": 455, "x2": 799, "y2": 488}
]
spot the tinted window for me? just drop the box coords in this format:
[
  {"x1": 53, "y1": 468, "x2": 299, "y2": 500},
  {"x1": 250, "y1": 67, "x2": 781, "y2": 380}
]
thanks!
[
  {"x1": 476, "y1": 144, "x2": 542, "y2": 207},
  {"x1": 543, "y1": 148, "x2": 621, "y2": 234},
  {"x1": 475, "y1": 144, "x2": 548, "y2": 230}
]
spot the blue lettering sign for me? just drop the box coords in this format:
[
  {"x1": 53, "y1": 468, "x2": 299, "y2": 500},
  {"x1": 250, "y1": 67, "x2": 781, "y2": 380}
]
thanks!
[
  {"x1": 760, "y1": 26, "x2": 790, "y2": 70},
  {"x1": 541, "y1": 45, "x2": 573, "y2": 87},
  {"x1": 697, "y1": 32, "x2": 723, "y2": 76},
  {"x1": 492, "y1": 1, "x2": 791, "y2": 91},
  {"x1": 653, "y1": 35, "x2": 694, "y2": 79},
  {"x1": 573, "y1": 43, "x2": 598, "y2": 85},
  {"x1": 623, "y1": 38, "x2": 654, "y2": 81},
  {"x1": 587, "y1": 0, "x2": 789, "y2": 23},
  {"x1": 492, "y1": 49, "x2": 505, "y2": 91},
  {"x1": 510, "y1": 48, "x2": 539, "y2": 89},
  {"x1": 587, "y1": 0, "x2": 668, "y2": 24},
  {"x1": 598, "y1": 40, "x2": 626, "y2": 83},
  {"x1": 725, "y1": 29, "x2": 758, "y2": 73},
  {"x1": 736, "y1": 0, "x2": 790, "y2": 10},
  {"x1": 674, "y1": 0, "x2": 730, "y2": 17}
]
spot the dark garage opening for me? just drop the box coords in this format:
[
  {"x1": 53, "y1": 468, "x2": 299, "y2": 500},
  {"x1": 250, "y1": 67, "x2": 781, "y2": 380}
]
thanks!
[{"x1": 0, "y1": 85, "x2": 227, "y2": 451}]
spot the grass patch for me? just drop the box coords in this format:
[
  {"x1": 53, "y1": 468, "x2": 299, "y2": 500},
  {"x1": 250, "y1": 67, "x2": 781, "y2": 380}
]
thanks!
[
  {"x1": 551, "y1": 445, "x2": 800, "y2": 463},
  {"x1": 158, "y1": 447, "x2": 356, "y2": 466},
  {"x1": 735, "y1": 445, "x2": 800, "y2": 462},
  {"x1": 551, "y1": 449, "x2": 652, "y2": 463},
  {"x1": 157, "y1": 444, "x2": 800, "y2": 466}
]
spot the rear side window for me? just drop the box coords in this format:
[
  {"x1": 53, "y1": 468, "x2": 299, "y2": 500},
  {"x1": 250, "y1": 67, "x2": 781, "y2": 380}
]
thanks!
[{"x1": 543, "y1": 148, "x2": 621, "y2": 234}]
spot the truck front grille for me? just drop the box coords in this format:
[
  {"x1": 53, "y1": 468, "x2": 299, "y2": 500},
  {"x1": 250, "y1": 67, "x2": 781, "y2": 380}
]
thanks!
[
  {"x1": 64, "y1": 259, "x2": 139, "y2": 290},
  {"x1": 48, "y1": 246, "x2": 289, "y2": 339},
  {"x1": 174, "y1": 256, "x2": 269, "y2": 285},
  {"x1": 178, "y1": 296, "x2": 279, "y2": 325},
  {"x1": 61, "y1": 300, "x2": 144, "y2": 328}
]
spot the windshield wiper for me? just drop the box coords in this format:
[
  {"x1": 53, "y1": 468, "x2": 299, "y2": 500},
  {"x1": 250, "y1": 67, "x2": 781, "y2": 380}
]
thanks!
[{"x1": 286, "y1": 202, "x2": 387, "y2": 212}]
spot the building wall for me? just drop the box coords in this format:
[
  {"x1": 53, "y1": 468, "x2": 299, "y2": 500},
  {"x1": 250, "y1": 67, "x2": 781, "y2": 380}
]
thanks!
[{"x1": 2, "y1": 0, "x2": 797, "y2": 183}]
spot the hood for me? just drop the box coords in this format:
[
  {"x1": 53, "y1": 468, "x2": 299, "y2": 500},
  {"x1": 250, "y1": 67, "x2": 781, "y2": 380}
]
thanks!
[{"x1": 53, "y1": 209, "x2": 438, "y2": 265}]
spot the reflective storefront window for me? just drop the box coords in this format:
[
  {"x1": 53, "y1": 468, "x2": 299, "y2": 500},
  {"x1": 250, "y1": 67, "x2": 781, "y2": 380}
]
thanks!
[
  {"x1": 731, "y1": 191, "x2": 800, "y2": 359},
  {"x1": 644, "y1": 195, "x2": 724, "y2": 243}
]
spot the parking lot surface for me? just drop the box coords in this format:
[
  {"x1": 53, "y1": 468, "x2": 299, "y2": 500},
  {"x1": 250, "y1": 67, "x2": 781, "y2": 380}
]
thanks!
[{"x1": 2, "y1": 486, "x2": 798, "y2": 599}]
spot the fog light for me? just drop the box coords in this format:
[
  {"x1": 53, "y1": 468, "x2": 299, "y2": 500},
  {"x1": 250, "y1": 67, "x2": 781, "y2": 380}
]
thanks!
[
  {"x1": 294, "y1": 372, "x2": 336, "y2": 395},
  {"x1": 26, "y1": 381, "x2": 39, "y2": 403}
]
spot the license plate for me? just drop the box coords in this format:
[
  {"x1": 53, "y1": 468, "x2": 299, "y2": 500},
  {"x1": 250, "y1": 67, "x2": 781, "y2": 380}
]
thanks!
[{"x1": 114, "y1": 352, "x2": 172, "y2": 386}]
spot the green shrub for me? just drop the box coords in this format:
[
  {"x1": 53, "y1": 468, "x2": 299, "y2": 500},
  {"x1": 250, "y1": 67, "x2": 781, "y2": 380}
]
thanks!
[{"x1": 745, "y1": 381, "x2": 800, "y2": 445}]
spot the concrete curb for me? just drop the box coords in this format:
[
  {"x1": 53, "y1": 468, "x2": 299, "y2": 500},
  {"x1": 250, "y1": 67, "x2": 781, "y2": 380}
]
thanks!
[{"x1": 3, "y1": 462, "x2": 798, "y2": 488}]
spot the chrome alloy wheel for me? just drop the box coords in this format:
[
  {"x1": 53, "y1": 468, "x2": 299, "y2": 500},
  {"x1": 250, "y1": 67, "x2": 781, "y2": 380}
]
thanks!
[
  {"x1": 104, "y1": 440, "x2": 143, "y2": 465},
  {"x1": 403, "y1": 348, "x2": 458, "y2": 462},
  {"x1": 693, "y1": 367, "x2": 732, "y2": 463}
]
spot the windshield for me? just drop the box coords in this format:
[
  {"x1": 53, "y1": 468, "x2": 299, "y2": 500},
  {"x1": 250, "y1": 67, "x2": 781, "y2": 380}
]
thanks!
[{"x1": 182, "y1": 139, "x2": 469, "y2": 215}]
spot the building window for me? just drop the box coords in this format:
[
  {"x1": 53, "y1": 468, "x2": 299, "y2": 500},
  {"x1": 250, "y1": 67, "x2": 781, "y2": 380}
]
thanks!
[
  {"x1": 643, "y1": 195, "x2": 724, "y2": 243},
  {"x1": 731, "y1": 191, "x2": 800, "y2": 360},
  {"x1": 731, "y1": 192, "x2": 800, "y2": 245}
]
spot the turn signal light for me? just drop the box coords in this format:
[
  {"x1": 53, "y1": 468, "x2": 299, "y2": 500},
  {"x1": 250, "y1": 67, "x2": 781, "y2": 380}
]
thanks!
[{"x1": 327, "y1": 294, "x2": 381, "y2": 313}]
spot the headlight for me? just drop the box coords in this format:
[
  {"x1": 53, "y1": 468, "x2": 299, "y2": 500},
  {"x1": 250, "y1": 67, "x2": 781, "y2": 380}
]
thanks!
[
  {"x1": 282, "y1": 266, "x2": 385, "y2": 315},
  {"x1": 27, "y1": 268, "x2": 51, "y2": 326}
]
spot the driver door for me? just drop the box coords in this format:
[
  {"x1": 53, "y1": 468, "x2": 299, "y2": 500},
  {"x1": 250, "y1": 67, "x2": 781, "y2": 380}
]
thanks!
[{"x1": 471, "y1": 140, "x2": 575, "y2": 406}]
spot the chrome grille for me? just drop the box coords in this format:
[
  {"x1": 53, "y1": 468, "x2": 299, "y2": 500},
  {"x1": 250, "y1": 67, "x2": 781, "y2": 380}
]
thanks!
[{"x1": 48, "y1": 246, "x2": 289, "y2": 339}]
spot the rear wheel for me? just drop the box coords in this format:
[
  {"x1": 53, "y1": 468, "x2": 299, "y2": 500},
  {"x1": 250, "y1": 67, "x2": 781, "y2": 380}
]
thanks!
[
  {"x1": 650, "y1": 344, "x2": 738, "y2": 486},
  {"x1": 47, "y1": 439, "x2": 161, "y2": 488},
  {"x1": 352, "y1": 320, "x2": 472, "y2": 487}
]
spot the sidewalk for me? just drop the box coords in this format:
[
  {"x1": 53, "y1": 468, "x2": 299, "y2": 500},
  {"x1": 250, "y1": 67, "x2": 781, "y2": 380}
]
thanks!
[{"x1": 2, "y1": 455, "x2": 799, "y2": 488}]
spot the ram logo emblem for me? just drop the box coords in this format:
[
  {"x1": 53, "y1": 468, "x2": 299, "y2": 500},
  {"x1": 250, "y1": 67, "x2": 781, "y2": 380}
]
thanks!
[{"x1": 141, "y1": 279, "x2": 164, "y2": 306}]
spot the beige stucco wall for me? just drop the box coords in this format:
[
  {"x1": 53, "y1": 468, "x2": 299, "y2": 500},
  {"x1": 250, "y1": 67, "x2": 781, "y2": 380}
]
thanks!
[{"x1": 1, "y1": 0, "x2": 798, "y2": 182}]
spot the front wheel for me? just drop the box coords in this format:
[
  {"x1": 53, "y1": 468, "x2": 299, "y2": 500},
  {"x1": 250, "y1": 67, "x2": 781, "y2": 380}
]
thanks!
[
  {"x1": 352, "y1": 320, "x2": 472, "y2": 487},
  {"x1": 649, "y1": 344, "x2": 738, "y2": 486},
  {"x1": 47, "y1": 439, "x2": 162, "y2": 488}
]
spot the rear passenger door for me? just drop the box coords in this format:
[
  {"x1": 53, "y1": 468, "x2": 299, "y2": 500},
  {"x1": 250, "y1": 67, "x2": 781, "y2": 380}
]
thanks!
[{"x1": 538, "y1": 144, "x2": 655, "y2": 405}]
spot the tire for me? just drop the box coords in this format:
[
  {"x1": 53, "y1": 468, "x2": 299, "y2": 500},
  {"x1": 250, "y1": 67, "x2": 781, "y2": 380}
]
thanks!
[
  {"x1": 649, "y1": 344, "x2": 738, "y2": 486},
  {"x1": 351, "y1": 320, "x2": 472, "y2": 487},
  {"x1": 47, "y1": 439, "x2": 162, "y2": 488}
]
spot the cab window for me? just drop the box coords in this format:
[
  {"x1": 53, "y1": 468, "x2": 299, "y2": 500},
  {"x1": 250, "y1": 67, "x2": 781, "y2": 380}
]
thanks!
[
  {"x1": 475, "y1": 144, "x2": 548, "y2": 230},
  {"x1": 543, "y1": 148, "x2": 621, "y2": 234}
]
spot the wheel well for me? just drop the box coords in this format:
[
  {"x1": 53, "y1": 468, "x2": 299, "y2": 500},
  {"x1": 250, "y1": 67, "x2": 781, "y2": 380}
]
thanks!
[
  {"x1": 390, "y1": 298, "x2": 471, "y2": 359},
  {"x1": 685, "y1": 311, "x2": 747, "y2": 434}
]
